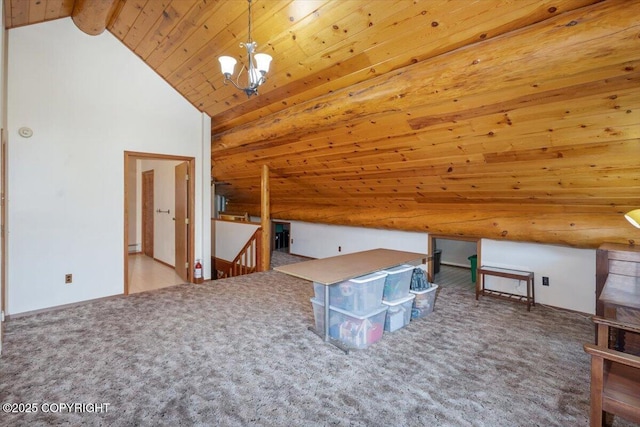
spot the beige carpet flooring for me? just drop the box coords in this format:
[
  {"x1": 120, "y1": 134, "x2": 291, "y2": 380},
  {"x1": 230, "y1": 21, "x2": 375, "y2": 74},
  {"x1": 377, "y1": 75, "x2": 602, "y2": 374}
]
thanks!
[{"x1": 0, "y1": 253, "x2": 637, "y2": 426}]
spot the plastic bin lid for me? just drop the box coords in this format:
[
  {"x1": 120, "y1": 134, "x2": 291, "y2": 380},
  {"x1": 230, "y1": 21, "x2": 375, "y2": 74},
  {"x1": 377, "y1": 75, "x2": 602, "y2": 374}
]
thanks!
[
  {"x1": 349, "y1": 271, "x2": 388, "y2": 283},
  {"x1": 310, "y1": 297, "x2": 324, "y2": 306},
  {"x1": 382, "y1": 294, "x2": 416, "y2": 306},
  {"x1": 329, "y1": 304, "x2": 388, "y2": 319},
  {"x1": 380, "y1": 264, "x2": 415, "y2": 274},
  {"x1": 311, "y1": 297, "x2": 388, "y2": 318},
  {"x1": 410, "y1": 284, "x2": 439, "y2": 294}
]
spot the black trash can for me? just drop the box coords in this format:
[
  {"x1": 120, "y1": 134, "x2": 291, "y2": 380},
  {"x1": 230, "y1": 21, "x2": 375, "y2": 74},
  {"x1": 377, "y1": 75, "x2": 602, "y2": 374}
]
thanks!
[{"x1": 434, "y1": 249, "x2": 442, "y2": 274}]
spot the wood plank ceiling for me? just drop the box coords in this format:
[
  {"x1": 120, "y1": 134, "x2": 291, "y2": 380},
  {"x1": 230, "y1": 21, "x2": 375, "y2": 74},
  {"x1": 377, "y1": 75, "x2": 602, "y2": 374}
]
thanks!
[{"x1": 6, "y1": 0, "x2": 640, "y2": 248}]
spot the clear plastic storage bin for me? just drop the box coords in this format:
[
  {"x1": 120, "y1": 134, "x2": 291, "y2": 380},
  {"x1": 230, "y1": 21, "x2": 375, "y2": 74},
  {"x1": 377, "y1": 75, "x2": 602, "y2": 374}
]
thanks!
[
  {"x1": 310, "y1": 298, "x2": 387, "y2": 349},
  {"x1": 380, "y1": 264, "x2": 414, "y2": 301},
  {"x1": 382, "y1": 294, "x2": 415, "y2": 332},
  {"x1": 313, "y1": 271, "x2": 387, "y2": 314},
  {"x1": 410, "y1": 284, "x2": 439, "y2": 319}
]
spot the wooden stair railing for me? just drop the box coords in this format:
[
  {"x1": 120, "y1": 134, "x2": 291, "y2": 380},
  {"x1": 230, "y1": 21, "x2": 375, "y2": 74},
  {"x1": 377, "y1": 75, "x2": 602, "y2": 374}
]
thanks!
[{"x1": 213, "y1": 228, "x2": 262, "y2": 279}]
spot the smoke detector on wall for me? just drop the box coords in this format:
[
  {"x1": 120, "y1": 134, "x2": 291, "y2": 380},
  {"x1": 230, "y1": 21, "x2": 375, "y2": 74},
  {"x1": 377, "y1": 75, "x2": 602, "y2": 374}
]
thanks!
[{"x1": 18, "y1": 127, "x2": 33, "y2": 138}]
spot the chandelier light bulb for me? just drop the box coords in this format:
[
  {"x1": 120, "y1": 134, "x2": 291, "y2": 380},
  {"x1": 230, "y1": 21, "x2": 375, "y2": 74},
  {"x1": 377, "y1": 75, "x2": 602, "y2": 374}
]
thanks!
[{"x1": 218, "y1": 56, "x2": 237, "y2": 78}]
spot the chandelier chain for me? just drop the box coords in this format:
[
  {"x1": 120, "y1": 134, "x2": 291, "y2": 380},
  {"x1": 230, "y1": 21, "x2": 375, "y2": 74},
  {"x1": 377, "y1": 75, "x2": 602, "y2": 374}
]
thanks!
[{"x1": 247, "y1": 0, "x2": 253, "y2": 44}]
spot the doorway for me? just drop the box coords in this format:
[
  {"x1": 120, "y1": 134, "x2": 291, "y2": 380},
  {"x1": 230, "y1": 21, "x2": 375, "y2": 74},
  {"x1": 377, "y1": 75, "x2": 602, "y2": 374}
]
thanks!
[
  {"x1": 428, "y1": 235, "x2": 480, "y2": 286},
  {"x1": 142, "y1": 170, "x2": 154, "y2": 258},
  {"x1": 272, "y1": 221, "x2": 290, "y2": 253},
  {"x1": 124, "y1": 151, "x2": 195, "y2": 295},
  {"x1": 174, "y1": 161, "x2": 189, "y2": 282}
]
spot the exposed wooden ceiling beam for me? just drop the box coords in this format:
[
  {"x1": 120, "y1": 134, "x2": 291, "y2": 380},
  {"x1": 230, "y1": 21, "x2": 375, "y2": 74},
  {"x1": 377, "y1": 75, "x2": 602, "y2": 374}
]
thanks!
[{"x1": 71, "y1": 0, "x2": 120, "y2": 36}]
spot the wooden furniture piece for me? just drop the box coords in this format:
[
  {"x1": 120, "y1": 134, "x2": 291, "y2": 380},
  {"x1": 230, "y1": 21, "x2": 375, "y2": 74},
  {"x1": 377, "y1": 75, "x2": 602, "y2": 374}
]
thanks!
[
  {"x1": 596, "y1": 243, "x2": 640, "y2": 354},
  {"x1": 275, "y1": 248, "x2": 427, "y2": 353},
  {"x1": 584, "y1": 316, "x2": 640, "y2": 427},
  {"x1": 218, "y1": 212, "x2": 249, "y2": 221},
  {"x1": 476, "y1": 265, "x2": 535, "y2": 311},
  {"x1": 600, "y1": 274, "x2": 640, "y2": 352}
]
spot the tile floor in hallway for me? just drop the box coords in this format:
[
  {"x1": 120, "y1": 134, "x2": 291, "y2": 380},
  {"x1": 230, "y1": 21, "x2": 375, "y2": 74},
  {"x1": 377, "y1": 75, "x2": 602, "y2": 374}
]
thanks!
[{"x1": 128, "y1": 254, "x2": 186, "y2": 294}]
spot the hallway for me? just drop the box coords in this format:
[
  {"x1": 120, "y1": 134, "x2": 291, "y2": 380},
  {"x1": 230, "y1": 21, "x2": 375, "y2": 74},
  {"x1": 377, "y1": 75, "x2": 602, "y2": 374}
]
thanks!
[{"x1": 128, "y1": 254, "x2": 185, "y2": 294}]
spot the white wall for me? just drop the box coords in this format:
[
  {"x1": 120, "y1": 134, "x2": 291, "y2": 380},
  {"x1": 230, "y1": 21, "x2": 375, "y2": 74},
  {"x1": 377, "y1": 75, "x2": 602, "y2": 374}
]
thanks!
[
  {"x1": 199, "y1": 114, "x2": 211, "y2": 278},
  {"x1": 288, "y1": 221, "x2": 428, "y2": 259},
  {"x1": 0, "y1": 1, "x2": 6, "y2": 352},
  {"x1": 285, "y1": 221, "x2": 596, "y2": 314},
  {"x1": 6, "y1": 18, "x2": 211, "y2": 315},
  {"x1": 480, "y1": 239, "x2": 595, "y2": 314},
  {"x1": 214, "y1": 220, "x2": 260, "y2": 262}
]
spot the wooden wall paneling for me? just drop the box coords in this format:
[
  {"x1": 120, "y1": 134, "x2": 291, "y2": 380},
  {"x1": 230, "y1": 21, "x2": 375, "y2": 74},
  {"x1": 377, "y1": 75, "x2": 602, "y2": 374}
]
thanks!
[
  {"x1": 212, "y1": 68, "x2": 633, "y2": 211},
  {"x1": 236, "y1": 121, "x2": 629, "y2": 175},
  {"x1": 404, "y1": 69, "x2": 639, "y2": 132},
  {"x1": 146, "y1": 0, "x2": 227, "y2": 71},
  {"x1": 117, "y1": 0, "x2": 163, "y2": 48},
  {"x1": 188, "y1": 0, "x2": 370, "y2": 114},
  {"x1": 27, "y1": 0, "x2": 47, "y2": 23},
  {"x1": 213, "y1": 14, "x2": 636, "y2": 155},
  {"x1": 107, "y1": 0, "x2": 147, "y2": 40},
  {"x1": 206, "y1": 0, "x2": 596, "y2": 131},
  {"x1": 44, "y1": 0, "x2": 69, "y2": 21},
  {"x1": 216, "y1": 139, "x2": 637, "y2": 190},
  {"x1": 261, "y1": 205, "x2": 627, "y2": 247},
  {"x1": 237, "y1": 129, "x2": 636, "y2": 185},
  {"x1": 7, "y1": 0, "x2": 638, "y2": 248},
  {"x1": 8, "y1": 0, "x2": 29, "y2": 27},
  {"x1": 201, "y1": 0, "x2": 481, "y2": 121},
  {"x1": 125, "y1": 1, "x2": 190, "y2": 58},
  {"x1": 167, "y1": 0, "x2": 293, "y2": 98},
  {"x1": 3, "y1": 1, "x2": 11, "y2": 29}
]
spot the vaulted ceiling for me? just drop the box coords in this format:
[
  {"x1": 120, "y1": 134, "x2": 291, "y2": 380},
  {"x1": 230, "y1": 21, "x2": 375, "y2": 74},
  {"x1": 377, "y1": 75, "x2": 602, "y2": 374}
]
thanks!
[{"x1": 6, "y1": 0, "x2": 640, "y2": 247}]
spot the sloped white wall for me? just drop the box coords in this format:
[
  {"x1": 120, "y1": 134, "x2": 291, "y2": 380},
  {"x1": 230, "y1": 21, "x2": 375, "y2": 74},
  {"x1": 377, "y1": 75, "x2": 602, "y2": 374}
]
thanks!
[
  {"x1": 288, "y1": 221, "x2": 428, "y2": 259},
  {"x1": 214, "y1": 220, "x2": 261, "y2": 263},
  {"x1": 7, "y1": 18, "x2": 211, "y2": 314},
  {"x1": 480, "y1": 239, "x2": 595, "y2": 314},
  {"x1": 286, "y1": 221, "x2": 595, "y2": 314}
]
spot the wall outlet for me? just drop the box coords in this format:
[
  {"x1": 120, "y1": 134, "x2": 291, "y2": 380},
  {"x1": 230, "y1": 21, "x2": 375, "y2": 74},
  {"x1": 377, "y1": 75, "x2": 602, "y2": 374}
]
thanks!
[
  {"x1": 65, "y1": 274, "x2": 73, "y2": 284},
  {"x1": 542, "y1": 276, "x2": 549, "y2": 286},
  {"x1": 338, "y1": 246, "x2": 342, "y2": 252}
]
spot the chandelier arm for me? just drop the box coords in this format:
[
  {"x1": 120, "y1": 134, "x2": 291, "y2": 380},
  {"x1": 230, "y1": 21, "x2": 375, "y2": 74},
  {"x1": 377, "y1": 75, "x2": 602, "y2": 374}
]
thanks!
[
  {"x1": 222, "y1": 75, "x2": 243, "y2": 91},
  {"x1": 236, "y1": 64, "x2": 248, "y2": 89}
]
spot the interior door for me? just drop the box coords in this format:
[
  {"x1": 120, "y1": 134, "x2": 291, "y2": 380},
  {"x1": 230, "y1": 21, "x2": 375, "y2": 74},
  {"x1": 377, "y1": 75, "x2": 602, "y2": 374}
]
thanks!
[
  {"x1": 175, "y1": 162, "x2": 189, "y2": 282},
  {"x1": 142, "y1": 170, "x2": 154, "y2": 258}
]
